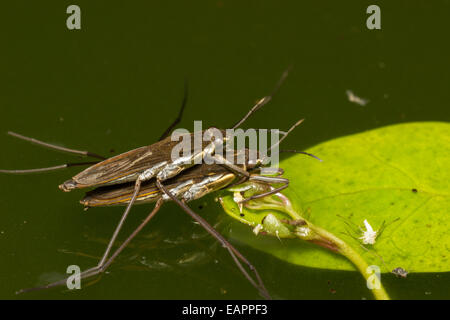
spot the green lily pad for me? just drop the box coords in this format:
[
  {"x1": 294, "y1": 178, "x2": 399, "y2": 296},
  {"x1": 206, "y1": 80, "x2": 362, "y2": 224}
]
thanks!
[{"x1": 219, "y1": 122, "x2": 450, "y2": 273}]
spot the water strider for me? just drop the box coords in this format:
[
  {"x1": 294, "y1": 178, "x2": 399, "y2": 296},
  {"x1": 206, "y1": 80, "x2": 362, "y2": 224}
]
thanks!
[{"x1": 1, "y1": 69, "x2": 318, "y2": 299}]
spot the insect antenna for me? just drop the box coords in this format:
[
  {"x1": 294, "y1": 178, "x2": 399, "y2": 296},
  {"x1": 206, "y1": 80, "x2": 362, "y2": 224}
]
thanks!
[
  {"x1": 280, "y1": 149, "x2": 322, "y2": 162},
  {"x1": 0, "y1": 131, "x2": 106, "y2": 174},
  {"x1": 7, "y1": 131, "x2": 106, "y2": 160},
  {"x1": 232, "y1": 66, "x2": 292, "y2": 129},
  {"x1": 158, "y1": 79, "x2": 189, "y2": 141},
  {"x1": 267, "y1": 118, "x2": 304, "y2": 153},
  {"x1": 0, "y1": 161, "x2": 100, "y2": 174}
]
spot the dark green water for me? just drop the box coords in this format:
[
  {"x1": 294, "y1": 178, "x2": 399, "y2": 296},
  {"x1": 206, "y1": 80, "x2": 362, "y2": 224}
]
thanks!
[{"x1": 0, "y1": 1, "x2": 449, "y2": 299}]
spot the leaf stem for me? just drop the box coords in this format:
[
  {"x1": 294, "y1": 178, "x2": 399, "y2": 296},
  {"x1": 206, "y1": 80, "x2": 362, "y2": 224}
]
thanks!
[{"x1": 284, "y1": 206, "x2": 390, "y2": 300}]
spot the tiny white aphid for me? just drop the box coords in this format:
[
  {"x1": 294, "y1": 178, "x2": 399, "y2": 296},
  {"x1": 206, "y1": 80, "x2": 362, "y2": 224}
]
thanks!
[{"x1": 359, "y1": 219, "x2": 378, "y2": 245}]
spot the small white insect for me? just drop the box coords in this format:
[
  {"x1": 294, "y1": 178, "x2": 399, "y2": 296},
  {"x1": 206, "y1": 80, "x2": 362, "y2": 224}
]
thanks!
[
  {"x1": 346, "y1": 90, "x2": 369, "y2": 106},
  {"x1": 359, "y1": 219, "x2": 378, "y2": 245}
]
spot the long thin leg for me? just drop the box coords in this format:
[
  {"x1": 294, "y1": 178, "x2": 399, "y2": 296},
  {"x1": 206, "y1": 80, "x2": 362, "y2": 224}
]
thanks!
[
  {"x1": 7, "y1": 131, "x2": 106, "y2": 160},
  {"x1": 158, "y1": 80, "x2": 188, "y2": 141},
  {"x1": 239, "y1": 174, "x2": 289, "y2": 203},
  {"x1": 212, "y1": 155, "x2": 284, "y2": 179},
  {"x1": 16, "y1": 199, "x2": 163, "y2": 294},
  {"x1": 249, "y1": 175, "x2": 288, "y2": 184},
  {"x1": 156, "y1": 179, "x2": 271, "y2": 300},
  {"x1": 0, "y1": 161, "x2": 99, "y2": 174},
  {"x1": 210, "y1": 154, "x2": 250, "y2": 177},
  {"x1": 97, "y1": 179, "x2": 142, "y2": 266},
  {"x1": 82, "y1": 199, "x2": 163, "y2": 278},
  {"x1": 224, "y1": 175, "x2": 248, "y2": 189},
  {"x1": 241, "y1": 183, "x2": 288, "y2": 203},
  {"x1": 211, "y1": 155, "x2": 287, "y2": 190},
  {"x1": 251, "y1": 167, "x2": 284, "y2": 176},
  {"x1": 17, "y1": 178, "x2": 142, "y2": 294},
  {"x1": 232, "y1": 66, "x2": 291, "y2": 129}
]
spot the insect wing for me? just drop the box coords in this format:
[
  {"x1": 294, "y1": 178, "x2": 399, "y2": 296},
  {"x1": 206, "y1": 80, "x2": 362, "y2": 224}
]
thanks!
[{"x1": 60, "y1": 133, "x2": 202, "y2": 191}]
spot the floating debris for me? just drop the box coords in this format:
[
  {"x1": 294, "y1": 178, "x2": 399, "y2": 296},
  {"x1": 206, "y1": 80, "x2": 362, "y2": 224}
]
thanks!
[
  {"x1": 346, "y1": 90, "x2": 369, "y2": 106},
  {"x1": 392, "y1": 267, "x2": 408, "y2": 278},
  {"x1": 177, "y1": 252, "x2": 207, "y2": 266},
  {"x1": 140, "y1": 259, "x2": 171, "y2": 270}
]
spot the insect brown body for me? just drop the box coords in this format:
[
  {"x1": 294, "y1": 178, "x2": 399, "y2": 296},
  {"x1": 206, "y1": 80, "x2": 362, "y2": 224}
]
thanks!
[{"x1": 1, "y1": 69, "x2": 307, "y2": 300}]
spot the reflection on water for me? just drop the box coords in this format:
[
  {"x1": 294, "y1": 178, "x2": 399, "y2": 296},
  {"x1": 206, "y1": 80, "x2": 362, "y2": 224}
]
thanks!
[{"x1": 60, "y1": 214, "x2": 225, "y2": 275}]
